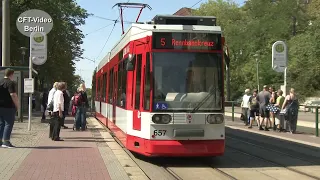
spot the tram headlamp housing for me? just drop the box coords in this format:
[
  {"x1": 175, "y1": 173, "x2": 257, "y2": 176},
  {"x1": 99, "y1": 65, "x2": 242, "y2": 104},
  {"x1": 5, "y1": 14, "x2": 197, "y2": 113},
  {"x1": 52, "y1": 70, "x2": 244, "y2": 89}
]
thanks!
[
  {"x1": 152, "y1": 114, "x2": 172, "y2": 124},
  {"x1": 206, "y1": 114, "x2": 224, "y2": 124}
]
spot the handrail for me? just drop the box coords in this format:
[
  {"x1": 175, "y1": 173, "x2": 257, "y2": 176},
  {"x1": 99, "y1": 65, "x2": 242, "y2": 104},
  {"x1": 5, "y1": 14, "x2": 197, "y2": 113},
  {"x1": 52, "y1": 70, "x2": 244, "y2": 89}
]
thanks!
[
  {"x1": 305, "y1": 105, "x2": 319, "y2": 137},
  {"x1": 225, "y1": 101, "x2": 237, "y2": 121}
]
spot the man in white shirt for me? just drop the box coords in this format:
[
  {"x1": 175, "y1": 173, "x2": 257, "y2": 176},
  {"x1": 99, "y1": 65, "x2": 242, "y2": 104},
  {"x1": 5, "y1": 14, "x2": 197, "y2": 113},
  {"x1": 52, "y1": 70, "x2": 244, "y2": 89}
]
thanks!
[
  {"x1": 50, "y1": 82, "x2": 65, "y2": 141},
  {"x1": 47, "y1": 82, "x2": 58, "y2": 117},
  {"x1": 241, "y1": 89, "x2": 251, "y2": 126}
]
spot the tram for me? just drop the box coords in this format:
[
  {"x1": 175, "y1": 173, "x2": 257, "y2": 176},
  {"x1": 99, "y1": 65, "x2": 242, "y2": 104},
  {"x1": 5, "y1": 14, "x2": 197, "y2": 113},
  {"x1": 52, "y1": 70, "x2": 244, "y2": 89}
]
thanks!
[{"x1": 95, "y1": 14, "x2": 227, "y2": 157}]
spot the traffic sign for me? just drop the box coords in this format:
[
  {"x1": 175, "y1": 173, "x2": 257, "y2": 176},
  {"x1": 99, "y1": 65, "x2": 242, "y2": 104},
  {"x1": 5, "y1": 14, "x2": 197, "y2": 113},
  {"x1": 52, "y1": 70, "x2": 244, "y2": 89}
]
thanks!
[
  {"x1": 24, "y1": 78, "x2": 34, "y2": 93},
  {"x1": 272, "y1": 41, "x2": 287, "y2": 73},
  {"x1": 30, "y1": 32, "x2": 47, "y2": 65}
]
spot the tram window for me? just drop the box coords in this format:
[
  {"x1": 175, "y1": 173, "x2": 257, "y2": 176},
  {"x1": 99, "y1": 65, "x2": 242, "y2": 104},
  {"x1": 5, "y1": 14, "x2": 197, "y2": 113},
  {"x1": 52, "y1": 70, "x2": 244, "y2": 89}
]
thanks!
[
  {"x1": 143, "y1": 52, "x2": 151, "y2": 110},
  {"x1": 97, "y1": 77, "x2": 101, "y2": 100},
  {"x1": 102, "y1": 73, "x2": 106, "y2": 101},
  {"x1": 117, "y1": 63, "x2": 122, "y2": 106},
  {"x1": 108, "y1": 68, "x2": 113, "y2": 104},
  {"x1": 121, "y1": 60, "x2": 127, "y2": 108},
  {"x1": 135, "y1": 54, "x2": 142, "y2": 110}
]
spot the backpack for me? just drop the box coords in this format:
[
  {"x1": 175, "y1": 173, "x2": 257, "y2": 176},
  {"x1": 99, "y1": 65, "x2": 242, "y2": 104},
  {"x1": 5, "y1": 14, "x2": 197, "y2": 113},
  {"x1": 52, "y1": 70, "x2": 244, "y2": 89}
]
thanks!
[
  {"x1": 71, "y1": 105, "x2": 77, "y2": 116},
  {"x1": 73, "y1": 92, "x2": 83, "y2": 106}
]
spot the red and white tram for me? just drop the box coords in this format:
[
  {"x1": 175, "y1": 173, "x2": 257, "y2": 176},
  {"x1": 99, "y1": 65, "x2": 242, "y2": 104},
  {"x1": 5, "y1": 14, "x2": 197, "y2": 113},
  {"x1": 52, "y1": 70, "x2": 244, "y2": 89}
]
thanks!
[{"x1": 95, "y1": 15, "x2": 226, "y2": 157}]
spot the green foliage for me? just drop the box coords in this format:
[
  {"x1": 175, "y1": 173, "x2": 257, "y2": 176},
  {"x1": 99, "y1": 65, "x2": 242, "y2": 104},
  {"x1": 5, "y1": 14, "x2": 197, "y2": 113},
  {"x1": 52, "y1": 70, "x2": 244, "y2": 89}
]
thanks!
[
  {"x1": 9, "y1": 0, "x2": 88, "y2": 91},
  {"x1": 91, "y1": 68, "x2": 97, "y2": 99},
  {"x1": 195, "y1": 0, "x2": 317, "y2": 100},
  {"x1": 69, "y1": 75, "x2": 84, "y2": 94}
]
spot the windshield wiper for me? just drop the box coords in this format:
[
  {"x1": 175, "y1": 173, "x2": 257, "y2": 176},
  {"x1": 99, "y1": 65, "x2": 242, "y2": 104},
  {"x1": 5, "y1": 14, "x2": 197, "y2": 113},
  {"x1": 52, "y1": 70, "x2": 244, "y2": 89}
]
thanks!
[{"x1": 189, "y1": 87, "x2": 216, "y2": 113}]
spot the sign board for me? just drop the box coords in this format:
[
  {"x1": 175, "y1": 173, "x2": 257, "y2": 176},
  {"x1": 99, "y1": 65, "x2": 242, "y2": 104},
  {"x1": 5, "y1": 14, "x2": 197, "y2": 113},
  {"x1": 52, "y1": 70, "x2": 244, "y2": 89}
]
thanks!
[
  {"x1": 153, "y1": 32, "x2": 222, "y2": 50},
  {"x1": 272, "y1": 41, "x2": 288, "y2": 73},
  {"x1": 24, "y1": 78, "x2": 34, "y2": 93},
  {"x1": 30, "y1": 32, "x2": 47, "y2": 65}
]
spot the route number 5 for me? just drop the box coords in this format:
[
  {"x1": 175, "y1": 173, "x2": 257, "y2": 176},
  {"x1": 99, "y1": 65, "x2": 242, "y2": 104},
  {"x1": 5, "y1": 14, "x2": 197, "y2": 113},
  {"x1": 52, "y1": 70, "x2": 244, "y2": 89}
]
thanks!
[
  {"x1": 153, "y1": 130, "x2": 167, "y2": 136},
  {"x1": 161, "y1": 38, "x2": 166, "y2": 46}
]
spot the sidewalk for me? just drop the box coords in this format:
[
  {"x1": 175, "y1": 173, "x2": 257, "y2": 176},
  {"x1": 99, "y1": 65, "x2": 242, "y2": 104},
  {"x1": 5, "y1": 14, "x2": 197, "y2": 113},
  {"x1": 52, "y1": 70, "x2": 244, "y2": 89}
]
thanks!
[
  {"x1": 225, "y1": 117, "x2": 320, "y2": 148},
  {"x1": 225, "y1": 106, "x2": 320, "y2": 128},
  {"x1": 0, "y1": 114, "x2": 148, "y2": 180}
]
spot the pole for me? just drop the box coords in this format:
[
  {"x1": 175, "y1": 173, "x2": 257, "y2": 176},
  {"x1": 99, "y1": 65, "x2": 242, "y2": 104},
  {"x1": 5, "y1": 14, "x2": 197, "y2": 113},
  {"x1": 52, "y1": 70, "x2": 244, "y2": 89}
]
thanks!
[
  {"x1": 316, "y1": 107, "x2": 319, "y2": 137},
  {"x1": 2, "y1": 0, "x2": 10, "y2": 66},
  {"x1": 256, "y1": 59, "x2": 259, "y2": 91},
  {"x1": 284, "y1": 67, "x2": 287, "y2": 96},
  {"x1": 232, "y1": 101, "x2": 234, "y2": 121},
  {"x1": 20, "y1": 54, "x2": 25, "y2": 122},
  {"x1": 292, "y1": 16, "x2": 297, "y2": 36},
  {"x1": 28, "y1": 57, "x2": 32, "y2": 131}
]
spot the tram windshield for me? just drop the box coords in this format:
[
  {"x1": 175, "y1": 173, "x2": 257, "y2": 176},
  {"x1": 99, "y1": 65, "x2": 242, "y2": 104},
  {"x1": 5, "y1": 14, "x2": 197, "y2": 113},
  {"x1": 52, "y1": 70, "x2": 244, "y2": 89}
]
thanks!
[{"x1": 152, "y1": 52, "x2": 223, "y2": 112}]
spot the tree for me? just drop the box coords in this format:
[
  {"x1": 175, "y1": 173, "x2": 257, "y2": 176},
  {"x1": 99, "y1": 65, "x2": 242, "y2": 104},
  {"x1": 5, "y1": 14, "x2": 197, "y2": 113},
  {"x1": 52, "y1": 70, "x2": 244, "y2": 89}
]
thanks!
[
  {"x1": 195, "y1": 0, "x2": 312, "y2": 99},
  {"x1": 9, "y1": 0, "x2": 89, "y2": 91},
  {"x1": 91, "y1": 68, "x2": 97, "y2": 110},
  {"x1": 70, "y1": 75, "x2": 84, "y2": 94}
]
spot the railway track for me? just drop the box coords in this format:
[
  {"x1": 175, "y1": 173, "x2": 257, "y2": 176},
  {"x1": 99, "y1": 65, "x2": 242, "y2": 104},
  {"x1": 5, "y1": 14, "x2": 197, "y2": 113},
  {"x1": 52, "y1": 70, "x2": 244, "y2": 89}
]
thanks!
[
  {"x1": 92, "y1": 114, "x2": 236, "y2": 180},
  {"x1": 226, "y1": 136, "x2": 320, "y2": 180},
  {"x1": 91, "y1": 114, "x2": 319, "y2": 179}
]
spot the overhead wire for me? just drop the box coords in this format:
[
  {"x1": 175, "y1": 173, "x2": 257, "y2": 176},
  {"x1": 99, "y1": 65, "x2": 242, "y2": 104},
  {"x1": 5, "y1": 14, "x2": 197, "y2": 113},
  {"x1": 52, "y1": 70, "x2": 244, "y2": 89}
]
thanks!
[
  {"x1": 95, "y1": 0, "x2": 130, "y2": 60},
  {"x1": 95, "y1": 21, "x2": 117, "y2": 59},
  {"x1": 191, "y1": 0, "x2": 203, "y2": 8},
  {"x1": 85, "y1": 23, "x2": 114, "y2": 36}
]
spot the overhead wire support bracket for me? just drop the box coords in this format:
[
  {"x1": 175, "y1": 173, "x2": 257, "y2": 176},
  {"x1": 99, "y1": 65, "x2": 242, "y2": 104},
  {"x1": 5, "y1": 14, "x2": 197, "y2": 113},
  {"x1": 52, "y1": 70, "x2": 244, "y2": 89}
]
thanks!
[{"x1": 112, "y1": 3, "x2": 152, "y2": 35}]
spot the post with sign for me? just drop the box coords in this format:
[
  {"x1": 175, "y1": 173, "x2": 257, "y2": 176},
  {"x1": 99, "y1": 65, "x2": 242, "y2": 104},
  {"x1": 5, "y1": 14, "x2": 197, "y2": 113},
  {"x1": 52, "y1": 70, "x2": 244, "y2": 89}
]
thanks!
[
  {"x1": 27, "y1": 32, "x2": 47, "y2": 131},
  {"x1": 24, "y1": 77, "x2": 34, "y2": 131},
  {"x1": 272, "y1": 41, "x2": 288, "y2": 96}
]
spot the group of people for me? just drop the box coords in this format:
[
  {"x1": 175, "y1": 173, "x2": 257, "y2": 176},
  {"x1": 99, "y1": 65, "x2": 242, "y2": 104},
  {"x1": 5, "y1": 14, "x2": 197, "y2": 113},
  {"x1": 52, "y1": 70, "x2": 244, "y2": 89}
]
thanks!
[
  {"x1": 0, "y1": 68, "x2": 90, "y2": 148},
  {"x1": 45, "y1": 82, "x2": 89, "y2": 141},
  {"x1": 241, "y1": 85, "x2": 299, "y2": 134}
]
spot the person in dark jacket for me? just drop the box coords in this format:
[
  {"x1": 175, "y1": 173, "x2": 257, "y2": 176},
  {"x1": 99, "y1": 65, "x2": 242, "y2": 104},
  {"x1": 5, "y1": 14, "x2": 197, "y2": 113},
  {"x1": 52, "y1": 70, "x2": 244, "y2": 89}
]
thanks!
[
  {"x1": 75, "y1": 83, "x2": 89, "y2": 131},
  {"x1": 61, "y1": 82, "x2": 70, "y2": 129},
  {"x1": 41, "y1": 88, "x2": 49, "y2": 121}
]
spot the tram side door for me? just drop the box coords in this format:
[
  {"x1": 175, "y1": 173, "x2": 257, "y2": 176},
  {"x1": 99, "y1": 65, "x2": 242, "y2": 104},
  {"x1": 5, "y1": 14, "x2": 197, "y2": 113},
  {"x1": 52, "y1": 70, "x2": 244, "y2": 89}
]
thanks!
[
  {"x1": 133, "y1": 54, "x2": 143, "y2": 130},
  {"x1": 112, "y1": 67, "x2": 117, "y2": 123}
]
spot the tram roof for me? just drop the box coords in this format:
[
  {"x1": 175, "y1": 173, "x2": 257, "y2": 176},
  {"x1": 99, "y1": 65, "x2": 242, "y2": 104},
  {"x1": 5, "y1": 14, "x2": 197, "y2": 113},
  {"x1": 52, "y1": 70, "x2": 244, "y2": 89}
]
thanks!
[{"x1": 97, "y1": 23, "x2": 222, "y2": 71}]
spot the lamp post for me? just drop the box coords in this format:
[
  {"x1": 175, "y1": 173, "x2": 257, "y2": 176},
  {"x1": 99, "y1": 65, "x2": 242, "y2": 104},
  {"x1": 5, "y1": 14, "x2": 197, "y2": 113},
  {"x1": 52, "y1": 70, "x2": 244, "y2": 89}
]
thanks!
[
  {"x1": 254, "y1": 54, "x2": 259, "y2": 91},
  {"x1": 19, "y1": 47, "x2": 27, "y2": 65}
]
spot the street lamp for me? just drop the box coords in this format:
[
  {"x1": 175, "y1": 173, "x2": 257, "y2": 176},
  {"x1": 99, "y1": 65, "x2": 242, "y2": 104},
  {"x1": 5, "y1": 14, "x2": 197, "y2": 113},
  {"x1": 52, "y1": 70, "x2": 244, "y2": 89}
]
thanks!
[
  {"x1": 253, "y1": 54, "x2": 259, "y2": 91},
  {"x1": 19, "y1": 47, "x2": 27, "y2": 65}
]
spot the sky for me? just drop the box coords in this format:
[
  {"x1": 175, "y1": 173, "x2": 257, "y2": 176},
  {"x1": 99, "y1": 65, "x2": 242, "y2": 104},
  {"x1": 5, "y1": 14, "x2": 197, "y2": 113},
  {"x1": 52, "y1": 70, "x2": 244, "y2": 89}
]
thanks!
[{"x1": 75, "y1": 0, "x2": 245, "y2": 88}]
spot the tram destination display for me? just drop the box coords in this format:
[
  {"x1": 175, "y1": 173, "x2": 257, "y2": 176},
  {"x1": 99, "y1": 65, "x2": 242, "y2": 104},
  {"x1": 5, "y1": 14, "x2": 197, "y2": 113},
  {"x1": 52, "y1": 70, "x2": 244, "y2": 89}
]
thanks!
[{"x1": 152, "y1": 32, "x2": 222, "y2": 50}]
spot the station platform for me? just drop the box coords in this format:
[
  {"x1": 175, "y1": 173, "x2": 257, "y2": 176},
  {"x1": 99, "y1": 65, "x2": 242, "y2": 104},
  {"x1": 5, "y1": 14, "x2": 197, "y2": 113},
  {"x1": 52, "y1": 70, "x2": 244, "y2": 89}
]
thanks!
[
  {"x1": 225, "y1": 106, "x2": 320, "y2": 129},
  {"x1": 0, "y1": 114, "x2": 148, "y2": 180},
  {"x1": 225, "y1": 116, "x2": 320, "y2": 148}
]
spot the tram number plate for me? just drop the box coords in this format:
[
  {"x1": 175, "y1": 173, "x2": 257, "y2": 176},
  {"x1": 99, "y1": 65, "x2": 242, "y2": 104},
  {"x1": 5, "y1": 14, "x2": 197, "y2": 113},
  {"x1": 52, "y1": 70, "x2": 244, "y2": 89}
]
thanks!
[{"x1": 153, "y1": 130, "x2": 167, "y2": 136}]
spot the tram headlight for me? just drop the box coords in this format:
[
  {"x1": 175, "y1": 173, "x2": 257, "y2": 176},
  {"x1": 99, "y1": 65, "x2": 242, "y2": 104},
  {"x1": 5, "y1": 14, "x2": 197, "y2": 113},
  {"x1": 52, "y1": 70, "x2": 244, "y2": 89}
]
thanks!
[
  {"x1": 214, "y1": 115, "x2": 224, "y2": 124},
  {"x1": 206, "y1": 114, "x2": 224, "y2": 124},
  {"x1": 152, "y1": 114, "x2": 172, "y2": 124},
  {"x1": 161, "y1": 115, "x2": 172, "y2": 124}
]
